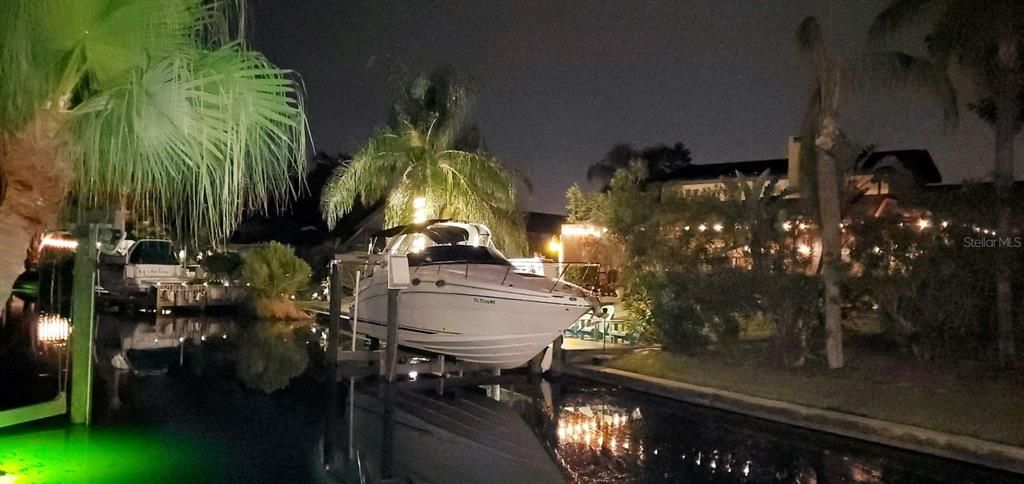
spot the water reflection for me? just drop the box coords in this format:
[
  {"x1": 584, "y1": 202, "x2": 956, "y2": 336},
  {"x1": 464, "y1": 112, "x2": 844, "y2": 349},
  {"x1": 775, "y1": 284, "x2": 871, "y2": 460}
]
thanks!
[
  {"x1": 339, "y1": 381, "x2": 564, "y2": 483},
  {"x1": 98, "y1": 314, "x2": 238, "y2": 376},
  {"x1": 335, "y1": 379, "x2": 1015, "y2": 484},
  {"x1": 8, "y1": 313, "x2": 1012, "y2": 483}
]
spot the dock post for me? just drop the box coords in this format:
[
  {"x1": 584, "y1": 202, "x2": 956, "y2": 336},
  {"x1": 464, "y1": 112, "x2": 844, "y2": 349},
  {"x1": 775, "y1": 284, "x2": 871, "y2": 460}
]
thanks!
[
  {"x1": 385, "y1": 288, "x2": 399, "y2": 382},
  {"x1": 328, "y1": 262, "x2": 343, "y2": 366},
  {"x1": 324, "y1": 262, "x2": 343, "y2": 470},
  {"x1": 381, "y1": 382, "x2": 396, "y2": 480},
  {"x1": 549, "y1": 335, "x2": 564, "y2": 376},
  {"x1": 70, "y1": 224, "x2": 98, "y2": 424}
]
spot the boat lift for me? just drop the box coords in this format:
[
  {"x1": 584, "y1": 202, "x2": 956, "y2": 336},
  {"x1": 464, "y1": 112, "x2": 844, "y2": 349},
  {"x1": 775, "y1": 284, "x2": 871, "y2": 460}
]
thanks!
[{"x1": 326, "y1": 254, "x2": 561, "y2": 385}]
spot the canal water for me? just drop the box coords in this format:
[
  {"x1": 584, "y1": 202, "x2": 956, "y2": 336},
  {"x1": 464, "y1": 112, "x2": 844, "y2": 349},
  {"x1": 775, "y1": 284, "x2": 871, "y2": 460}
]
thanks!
[{"x1": 1, "y1": 314, "x2": 1020, "y2": 483}]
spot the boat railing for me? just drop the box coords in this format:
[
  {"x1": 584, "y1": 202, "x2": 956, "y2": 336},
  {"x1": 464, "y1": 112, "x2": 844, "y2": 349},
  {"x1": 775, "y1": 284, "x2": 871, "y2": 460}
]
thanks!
[
  {"x1": 407, "y1": 260, "x2": 602, "y2": 294},
  {"x1": 548, "y1": 262, "x2": 601, "y2": 293}
]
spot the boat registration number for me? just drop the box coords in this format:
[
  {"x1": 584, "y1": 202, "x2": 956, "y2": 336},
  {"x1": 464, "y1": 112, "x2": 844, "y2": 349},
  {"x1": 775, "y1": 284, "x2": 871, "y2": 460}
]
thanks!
[{"x1": 473, "y1": 297, "x2": 496, "y2": 305}]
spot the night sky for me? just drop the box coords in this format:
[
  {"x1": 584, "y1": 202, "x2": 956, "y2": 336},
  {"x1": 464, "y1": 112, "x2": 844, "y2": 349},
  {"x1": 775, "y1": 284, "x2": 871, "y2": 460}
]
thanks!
[{"x1": 252, "y1": 0, "x2": 1021, "y2": 214}]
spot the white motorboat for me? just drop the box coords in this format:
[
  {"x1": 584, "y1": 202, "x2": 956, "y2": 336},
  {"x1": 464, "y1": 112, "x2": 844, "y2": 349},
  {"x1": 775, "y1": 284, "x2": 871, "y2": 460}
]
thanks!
[{"x1": 352, "y1": 221, "x2": 595, "y2": 369}]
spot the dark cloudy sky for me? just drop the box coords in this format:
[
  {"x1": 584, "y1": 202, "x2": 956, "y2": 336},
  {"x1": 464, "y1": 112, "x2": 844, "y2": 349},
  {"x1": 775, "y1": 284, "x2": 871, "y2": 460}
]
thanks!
[{"x1": 252, "y1": 0, "x2": 1020, "y2": 214}]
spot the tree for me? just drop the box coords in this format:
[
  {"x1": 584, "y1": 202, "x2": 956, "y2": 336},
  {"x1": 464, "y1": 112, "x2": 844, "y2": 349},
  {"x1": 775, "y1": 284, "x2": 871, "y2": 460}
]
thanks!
[
  {"x1": 797, "y1": 16, "x2": 847, "y2": 369},
  {"x1": 586, "y1": 143, "x2": 637, "y2": 190},
  {"x1": 320, "y1": 72, "x2": 526, "y2": 255},
  {"x1": 869, "y1": 0, "x2": 1024, "y2": 366},
  {"x1": 0, "y1": 0, "x2": 308, "y2": 304},
  {"x1": 586, "y1": 142, "x2": 692, "y2": 190},
  {"x1": 641, "y1": 142, "x2": 693, "y2": 180}
]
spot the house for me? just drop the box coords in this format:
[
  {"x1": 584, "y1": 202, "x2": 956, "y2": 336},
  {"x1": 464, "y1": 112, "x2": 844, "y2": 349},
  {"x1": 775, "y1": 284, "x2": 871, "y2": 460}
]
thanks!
[
  {"x1": 656, "y1": 137, "x2": 941, "y2": 217},
  {"x1": 561, "y1": 137, "x2": 943, "y2": 279}
]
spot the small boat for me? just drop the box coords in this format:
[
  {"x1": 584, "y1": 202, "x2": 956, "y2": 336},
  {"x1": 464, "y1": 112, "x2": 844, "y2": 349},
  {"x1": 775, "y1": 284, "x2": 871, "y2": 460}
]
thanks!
[
  {"x1": 352, "y1": 221, "x2": 595, "y2": 369},
  {"x1": 99, "y1": 238, "x2": 192, "y2": 294},
  {"x1": 97, "y1": 238, "x2": 245, "y2": 310}
]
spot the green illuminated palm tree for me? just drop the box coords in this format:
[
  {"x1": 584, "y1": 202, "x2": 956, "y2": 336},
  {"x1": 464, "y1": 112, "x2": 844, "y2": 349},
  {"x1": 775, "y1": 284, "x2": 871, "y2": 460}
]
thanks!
[
  {"x1": 320, "y1": 117, "x2": 527, "y2": 255},
  {"x1": 869, "y1": 0, "x2": 1024, "y2": 365},
  {"x1": 0, "y1": 0, "x2": 308, "y2": 303}
]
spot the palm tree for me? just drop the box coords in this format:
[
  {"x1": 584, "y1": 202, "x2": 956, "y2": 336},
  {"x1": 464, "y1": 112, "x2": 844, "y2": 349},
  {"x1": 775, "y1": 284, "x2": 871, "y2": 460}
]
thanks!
[
  {"x1": 797, "y1": 16, "x2": 847, "y2": 369},
  {"x1": 390, "y1": 65, "x2": 483, "y2": 151},
  {"x1": 320, "y1": 117, "x2": 527, "y2": 255},
  {"x1": 869, "y1": 0, "x2": 1024, "y2": 366},
  {"x1": 0, "y1": 0, "x2": 308, "y2": 303}
]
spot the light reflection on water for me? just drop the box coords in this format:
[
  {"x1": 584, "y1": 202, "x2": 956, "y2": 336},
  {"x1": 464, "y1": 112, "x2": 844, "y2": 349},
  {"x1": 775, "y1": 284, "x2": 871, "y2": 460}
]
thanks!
[{"x1": 3, "y1": 314, "x2": 1016, "y2": 483}]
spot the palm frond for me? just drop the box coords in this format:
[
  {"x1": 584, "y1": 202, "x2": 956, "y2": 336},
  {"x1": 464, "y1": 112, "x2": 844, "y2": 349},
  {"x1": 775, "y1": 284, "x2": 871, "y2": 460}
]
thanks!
[
  {"x1": 868, "y1": 0, "x2": 943, "y2": 47},
  {"x1": 864, "y1": 51, "x2": 959, "y2": 126},
  {"x1": 1, "y1": 0, "x2": 194, "y2": 131},
  {"x1": 66, "y1": 43, "x2": 308, "y2": 245},
  {"x1": 320, "y1": 131, "x2": 410, "y2": 228}
]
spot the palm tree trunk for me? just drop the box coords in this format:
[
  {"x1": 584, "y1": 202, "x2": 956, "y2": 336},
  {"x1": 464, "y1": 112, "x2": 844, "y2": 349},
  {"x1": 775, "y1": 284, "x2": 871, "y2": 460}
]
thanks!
[
  {"x1": 0, "y1": 110, "x2": 71, "y2": 307},
  {"x1": 993, "y1": 92, "x2": 1018, "y2": 366},
  {"x1": 816, "y1": 113, "x2": 844, "y2": 369}
]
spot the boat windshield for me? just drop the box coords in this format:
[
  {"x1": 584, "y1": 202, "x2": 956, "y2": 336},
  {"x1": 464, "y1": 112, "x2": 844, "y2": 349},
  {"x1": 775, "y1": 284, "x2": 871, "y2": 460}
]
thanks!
[
  {"x1": 407, "y1": 245, "x2": 512, "y2": 267},
  {"x1": 129, "y1": 240, "x2": 179, "y2": 265}
]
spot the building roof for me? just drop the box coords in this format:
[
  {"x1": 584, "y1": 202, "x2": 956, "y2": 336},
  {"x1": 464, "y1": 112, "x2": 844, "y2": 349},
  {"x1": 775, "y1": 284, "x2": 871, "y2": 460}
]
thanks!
[
  {"x1": 652, "y1": 158, "x2": 788, "y2": 183},
  {"x1": 526, "y1": 212, "x2": 566, "y2": 234},
  {"x1": 860, "y1": 149, "x2": 942, "y2": 184},
  {"x1": 655, "y1": 149, "x2": 941, "y2": 185}
]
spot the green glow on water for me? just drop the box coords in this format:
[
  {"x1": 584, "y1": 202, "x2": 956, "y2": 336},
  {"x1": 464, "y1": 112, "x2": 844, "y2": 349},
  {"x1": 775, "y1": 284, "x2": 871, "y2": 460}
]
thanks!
[{"x1": 0, "y1": 424, "x2": 217, "y2": 483}]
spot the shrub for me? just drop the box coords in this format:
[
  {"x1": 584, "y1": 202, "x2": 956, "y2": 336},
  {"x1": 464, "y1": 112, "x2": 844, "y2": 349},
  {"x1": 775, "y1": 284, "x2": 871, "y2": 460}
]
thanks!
[{"x1": 241, "y1": 242, "x2": 311, "y2": 320}]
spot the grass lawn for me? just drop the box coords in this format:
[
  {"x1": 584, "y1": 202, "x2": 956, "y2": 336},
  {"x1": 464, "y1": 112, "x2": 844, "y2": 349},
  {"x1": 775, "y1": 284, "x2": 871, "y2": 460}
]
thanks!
[{"x1": 607, "y1": 348, "x2": 1024, "y2": 447}]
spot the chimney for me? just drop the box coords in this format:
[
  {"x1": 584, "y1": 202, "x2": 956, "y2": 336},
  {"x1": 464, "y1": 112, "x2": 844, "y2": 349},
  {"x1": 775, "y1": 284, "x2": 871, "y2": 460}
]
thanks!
[{"x1": 787, "y1": 136, "x2": 801, "y2": 192}]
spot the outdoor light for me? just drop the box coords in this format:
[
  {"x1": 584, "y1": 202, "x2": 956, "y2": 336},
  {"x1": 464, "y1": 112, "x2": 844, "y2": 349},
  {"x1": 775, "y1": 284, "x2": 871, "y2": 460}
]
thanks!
[
  {"x1": 782, "y1": 221, "x2": 792, "y2": 231},
  {"x1": 917, "y1": 219, "x2": 931, "y2": 230},
  {"x1": 413, "y1": 196, "x2": 427, "y2": 223},
  {"x1": 697, "y1": 224, "x2": 707, "y2": 232},
  {"x1": 411, "y1": 236, "x2": 426, "y2": 253},
  {"x1": 797, "y1": 243, "x2": 813, "y2": 256},
  {"x1": 37, "y1": 314, "x2": 71, "y2": 344},
  {"x1": 712, "y1": 223, "x2": 723, "y2": 232},
  {"x1": 39, "y1": 234, "x2": 78, "y2": 251},
  {"x1": 408, "y1": 371, "x2": 418, "y2": 380},
  {"x1": 548, "y1": 236, "x2": 562, "y2": 254}
]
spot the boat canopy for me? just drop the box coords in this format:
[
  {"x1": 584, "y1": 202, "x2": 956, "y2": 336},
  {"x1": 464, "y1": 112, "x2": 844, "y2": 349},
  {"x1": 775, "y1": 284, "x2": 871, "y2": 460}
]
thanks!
[
  {"x1": 128, "y1": 240, "x2": 179, "y2": 265},
  {"x1": 371, "y1": 219, "x2": 452, "y2": 240},
  {"x1": 407, "y1": 245, "x2": 511, "y2": 267}
]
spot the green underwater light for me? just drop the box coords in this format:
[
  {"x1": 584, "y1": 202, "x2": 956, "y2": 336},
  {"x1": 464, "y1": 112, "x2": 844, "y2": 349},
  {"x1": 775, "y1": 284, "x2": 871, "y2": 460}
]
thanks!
[{"x1": 0, "y1": 424, "x2": 217, "y2": 483}]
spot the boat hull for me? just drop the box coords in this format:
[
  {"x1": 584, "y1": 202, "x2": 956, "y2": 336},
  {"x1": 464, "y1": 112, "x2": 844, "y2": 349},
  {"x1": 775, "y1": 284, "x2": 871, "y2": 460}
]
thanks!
[{"x1": 353, "y1": 266, "x2": 592, "y2": 369}]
